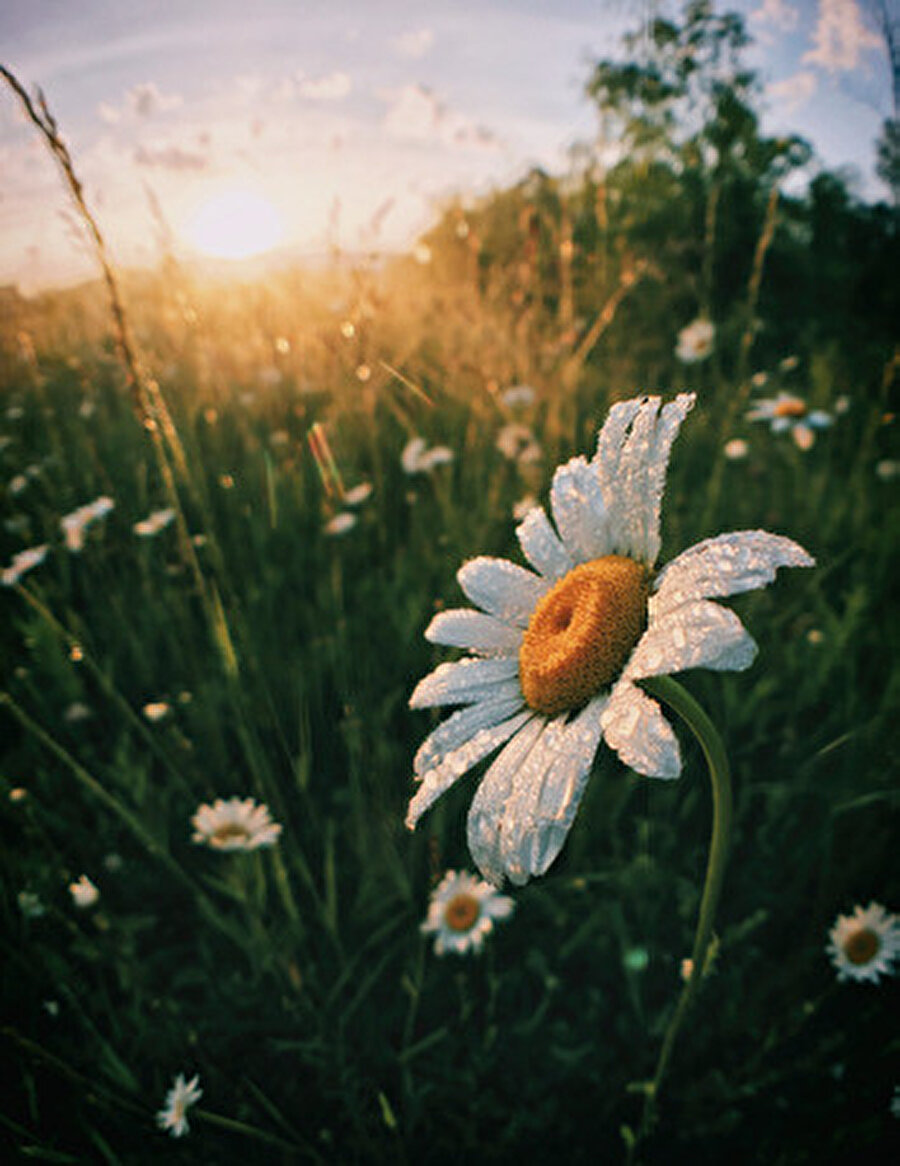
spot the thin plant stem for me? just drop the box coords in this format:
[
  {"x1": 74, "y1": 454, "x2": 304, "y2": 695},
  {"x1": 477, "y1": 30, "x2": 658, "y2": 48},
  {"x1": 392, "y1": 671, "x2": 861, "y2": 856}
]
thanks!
[{"x1": 627, "y1": 675, "x2": 733, "y2": 1163}]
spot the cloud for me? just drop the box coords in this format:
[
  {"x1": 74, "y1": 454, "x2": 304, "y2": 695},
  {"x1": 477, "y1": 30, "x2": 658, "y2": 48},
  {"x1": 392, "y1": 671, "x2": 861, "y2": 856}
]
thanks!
[
  {"x1": 297, "y1": 72, "x2": 352, "y2": 101},
  {"x1": 381, "y1": 84, "x2": 499, "y2": 150},
  {"x1": 750, "y1": 0, "x2": 799, "y2": 32},
  {"x1": 133, "y1": 143, "x2": 208, "y2": 171},
  {"x1": 802, "y1": 0, "x2": 883, "y2": 72},
  {"x1": 767, "y1": 70, "x2": 818, "y2": 110},
  {"x1": 392, "y1": 29, "x2": 435, "y2": 59},
  {"x1": 127, "y1": 82, "x2": 183, "y2": 117}
]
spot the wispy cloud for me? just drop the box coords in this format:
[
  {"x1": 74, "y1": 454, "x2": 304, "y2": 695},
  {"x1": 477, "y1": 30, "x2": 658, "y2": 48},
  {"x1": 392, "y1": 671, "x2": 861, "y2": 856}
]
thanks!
[
  {"x1": 133, "y1": 143, "x2": 208, "y2": 171},
  {"x1": 381, "y1": 84, "x2": 499, "y2": 149},
  {"x1": 750, "y1": 0, "x2": 799, "y2": 33},
  {"x1": 97, "y1": 81, "x2": 182, "y2": 124},
  {"x1": 392, "y1": 29, "x2": 435, "y2": 59},
  {"x1": 767, "y1": 70, "x2": 818, "y2": 111},
  {"x1": 297, "y1": 72, "x2": 352, "y2": 101},
  {"x1": 802, "y1": 0, "x2": 882, "y2": 72}
]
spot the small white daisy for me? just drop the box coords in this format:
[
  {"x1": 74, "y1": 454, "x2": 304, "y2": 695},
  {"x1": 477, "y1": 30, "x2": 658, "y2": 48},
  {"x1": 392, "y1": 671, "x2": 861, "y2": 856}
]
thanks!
[
  {"x1": 723, "y1": 439, "x2": 749, "y2": 461},
  {"x1": 324, "y1": 511, "x2": 357, "y2": 536},
  {"x1": 2, "y1": 543, "x2": 48, "y2": 587},
  {"x1": 69, "y1": 874, "x2": 100, "y2": 909},
  {"x1": 142, "y1": 701, "x2": 170, "y2": 723},
  {"x1": 401, "y1": 437, "x2": 455, "y2": 475},
  {"x1": 875, "y1": 459, "x2": 900, "y2": 482},
  {"x1": 675, "y1": 317, "x2": 715, "y2": 364},
  {"x1": 343, "y1": 482, "x2": 373, "y2": 507},
  {"x1": 421, "y1": 869, "x2": 515, "y2": 956},
  {"x1": 60, "y1": 495, "x2": 115, "y2": 552},
  {"x1": 133, "y1": 507, "x2": 176, "y2": 537},
  {"x1": 746, "y1": 393, "x2": 832, "y2": 450},
  {"x1": 496, "y1": 423, "x2": 542, "y2": 465},
  {"x1": 827, "y1": 902, "x2": 900, "y2": 984},
  {"x1": 191, "y1": 797, "x2": 282, "y2": 851},
  {"x1": 406, "y1": 394, "x2": 813, "y2": 886},
  {"x1": 500, "y1": 384, "x2": 537, "y2": 410},
  {"x1": 156, "y1": 1073, "x2": 202, "y2": 1138}
]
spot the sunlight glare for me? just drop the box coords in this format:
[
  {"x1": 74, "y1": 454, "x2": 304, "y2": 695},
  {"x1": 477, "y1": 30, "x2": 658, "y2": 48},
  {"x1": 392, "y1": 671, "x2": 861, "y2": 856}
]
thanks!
[{"x1": 185, "y1": 190, "x2": 284, "y2": 260}]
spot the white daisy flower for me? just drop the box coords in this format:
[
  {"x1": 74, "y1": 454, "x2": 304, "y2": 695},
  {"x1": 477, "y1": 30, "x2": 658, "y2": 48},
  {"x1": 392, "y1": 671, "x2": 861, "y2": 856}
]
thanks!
[
  {"x1": 156, "y1": 1073, "x2": 202, "y2": 1138},
  {"x1": 69, "y1": 874, "x2": 100, "y2": 909},
  {"x1": 675, "y1": 318, "x2": 715, "y2": 364},
  {"x1": 723, "y1": 439, "x2": 749, "y2": 461},
  {"x1": 406, "y1": 393, "x2": 813, "y2": 886},
  {"x1": 421, "y1": 869, "x2": 515, "y2": 956},
  {"x1": 324, "y1": 511, "x2": 357, "y2": 536},
  {"x1": 500, "y1": 384, "x2": 537, "y2": 410},
  {"x1": 746, "y1": 393, "x2": 832, "y2": 450},
  {"x1": 134, "y1": 507, "x2": 176, "y2": 537},
  {"x1": 343, "y1": 482, "x2": 373, "y2": 507},
  {"x1": 191, "y1": 797, "x2": 282, "y2": 851},
  {"x1": 60, "y1": 495, "x2": 115, "y2": 552},
  {"x1": 2, "y1": 543, "x2": 48, "y2": 587},
  {"x1": 496, "y1": 423, "x2": 542, "y2": 465},
  {"x1": 402, "y1": 437, "x2": 455, "y2": 475},
  {"x1": 827, "y1": 902, "x2": 900, "y2": 984},
  {"x1": 142, "y1": 701, "x2": 170, "y2": 723}
]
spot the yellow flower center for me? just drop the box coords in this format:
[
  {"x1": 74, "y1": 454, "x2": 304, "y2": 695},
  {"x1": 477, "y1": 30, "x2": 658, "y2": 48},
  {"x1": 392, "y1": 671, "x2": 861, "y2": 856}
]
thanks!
[
  {"x1": 211, "y1": 823, "x2": 251, "y2": 846},
  {"x1": 844, "y1": 927, "x2": 880, "y2": 966},
  {"x1": 444, "y1": 892, "x2": 481, "y2": 932},
  {"x1": 773, "y1": 398, "x2": 806, "y2": 419},
  {"x1": 519, "y1": 555, "x2": 649, "y2": 717}
]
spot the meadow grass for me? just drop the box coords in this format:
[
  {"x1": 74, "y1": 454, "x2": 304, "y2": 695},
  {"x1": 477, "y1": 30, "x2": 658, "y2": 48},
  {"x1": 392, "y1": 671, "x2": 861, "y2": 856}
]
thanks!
[{"x1": 2, "y1": 64, "x2": 899, "y2": 1166}]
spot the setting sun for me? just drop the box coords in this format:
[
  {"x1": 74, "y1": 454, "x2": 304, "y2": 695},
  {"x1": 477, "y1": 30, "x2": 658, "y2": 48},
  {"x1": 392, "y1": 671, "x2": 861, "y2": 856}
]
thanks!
[{"x1": 184, "y1": 190, "x2": 284, "y2": 260}]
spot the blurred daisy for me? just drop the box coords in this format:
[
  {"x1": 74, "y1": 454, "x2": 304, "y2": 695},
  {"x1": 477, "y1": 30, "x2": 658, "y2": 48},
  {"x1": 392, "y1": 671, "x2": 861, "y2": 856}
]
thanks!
[
  {"x1": 191, "y1": 797, "x2": 282, "y2": 851},
  {"x1": 496, "y1": 423, "x2": 542, "y2": 465},
  {"x1": 746, "y1": 393, "x2": 832, "y2": 450},
  {"x1": 876, "y1": 459, "x2": 900, "y2": 482},
  {"x1": 156, "y1": 1073, "x2": 202, "y2": 1138},
  {"x1": 723, "y1": 439, "x2": 749, "y2": 461},
  {"x1": 142, "y1": 702, "x2": 170, "y2": 723},
  {"x1": 9, "y1": 473, "x2": 28, "y2": 495},
  {"x1": 406, "y1": 394, "x2": 813, "y2": 886},
  {"x1": 64, "y1": 701, "x2": 92, "y2": 724},
  {"x1": 134, "y1": 507, "x2": 176, "y2": 537},
  {"x1": 69, "y1": 874, "x2": 99, "y2": 909},
  {"x1": 325, "y1": 512, "x2": 357, "y2": 536},
  {"x1": 513, "y1": 494, "x2": 539, "y2": 522},
  {"x1": 675, "y1": 317, "x2": 715, "y2": 364},
  {"x1": 500, "y1": 384, "x2": 536, "y2": 410},
  {"x1": 61, "y1": 496, "x2": 114, "y2": 552},
  {"x1": 827, "y1": 902, "x2": 899, "y2": 984},
  {"x1": 343, "y1": 482, "x2": 373, "y2": 507},
  {"x1": 421, "y1": 869, "x2": 514, "y2": 956},
  {"x1": 2, "y1": 543, "x2": 48, "y2": 587},
  {"x1": 402, "y1": 437, "x2": 454, "y2": 475}
]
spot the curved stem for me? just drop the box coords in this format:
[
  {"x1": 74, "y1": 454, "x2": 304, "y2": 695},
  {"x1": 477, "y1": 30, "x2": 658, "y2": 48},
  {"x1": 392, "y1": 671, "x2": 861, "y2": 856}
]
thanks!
[{"x1": 629, "y1": 675, "x2": 733, "y2": 1160}]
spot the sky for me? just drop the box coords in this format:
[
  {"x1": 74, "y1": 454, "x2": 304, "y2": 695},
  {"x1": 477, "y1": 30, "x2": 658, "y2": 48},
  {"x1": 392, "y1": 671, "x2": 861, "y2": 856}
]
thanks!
[{"x1": 0, "y1": 0, "x2": 894, "y2": 292}]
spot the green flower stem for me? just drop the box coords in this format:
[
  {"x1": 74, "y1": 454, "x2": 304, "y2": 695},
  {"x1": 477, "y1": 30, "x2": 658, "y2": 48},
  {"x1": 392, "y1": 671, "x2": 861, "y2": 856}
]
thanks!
[{"x1": 631, "y1": 674, "x2": 733, "y2": 1155}]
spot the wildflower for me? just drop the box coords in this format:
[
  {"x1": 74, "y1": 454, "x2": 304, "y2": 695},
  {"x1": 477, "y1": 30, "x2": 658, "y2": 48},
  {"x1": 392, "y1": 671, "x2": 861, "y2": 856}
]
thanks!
[
  {"x1": 64, "y1": 701, "x2": 92, "y2": 724},
  {"x1": 496, "y1": 423, "x2": 542, "y2": 465},
  {"x1": 723, "y1": 439, "x2": 749, "y2": 461},
  {"x1": 18, "y1": 890, "x2": 45, "y2": 919},
  {"x1": 325, "y1": 512, "x2": 357, "y2": 536},
  {"x1": 191, "y1": 797, "x2": 282, "y2": 851},
  {"x1": 750, "y1": 371, "x2": 768, "y2": 388},
  {"x1": 875, "y1": 459, "x2": 900, "y2": 482},
  {"x1": 9, "y1": 473, "x2": 28, "y2": 495},
  {"x1": 142, "y1": 702, "x2": 170, "y2": 723},
  {"x1": 675, "y1": 318, "x2": 715, "y2": 364},
  {"x1": 746, "y1": 393, "x2": 832, "y2": 450},
  {"x1": 827, "y1": 902, "x2": 899, "y2": 984},
  {"x1": 402, "y1": 437, "x2": 454, "y2": 474},
  {"x1": 406, "y1": 394, "x2": 813, "y2": 886},
  {"x1": 421, "y1": 869, "x2": 514, "y2": 955},
  {"x1": 834, "y1": 395, "x2": 851, "y2": 415},
  {"x1": 2, "y1": 543, "x2": 48, "y2": 586},
  {"x1": 69, "y1": 874, "x2": 100, "y2": 909},
  {"x1": 343, "y1": 482, "x2": 373, "y2": 507},
  {"x1": 156, "y1": 1073, "x2": 202, "y2": 1138},
  {"x1": 513, "y1": 494, "x2": 539, "y2": 522},
  {"x1": 134, "y1": 508, "x2": 176, "y2": 537},
  {"x1": 8, "y1": 787, "x2": 27, "y2": 803},
  {"x1": 779, "y1": 354, "x2": 800, "y2": 372},
  {"x1": 60, "y1": 496, "x2": 114, "y2": 553},
  {"x1": 500, "y1": 384, "x2": 536, "y2": 410}
]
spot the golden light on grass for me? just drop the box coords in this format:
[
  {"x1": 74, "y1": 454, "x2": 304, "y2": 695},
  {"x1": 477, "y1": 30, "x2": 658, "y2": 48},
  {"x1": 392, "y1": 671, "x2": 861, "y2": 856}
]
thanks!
[{"x1": 183, "y1": 189, "x2": 284, "y2": 260}]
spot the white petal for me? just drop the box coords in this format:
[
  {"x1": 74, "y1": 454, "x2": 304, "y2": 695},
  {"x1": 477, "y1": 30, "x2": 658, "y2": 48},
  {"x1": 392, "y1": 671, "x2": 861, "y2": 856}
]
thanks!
[
  {"x1": 414, "y1": 686, "x2": 526, "y2": 776},
  {"x1": 601, "y1": 680, "x2": 681, "y2": 779},
  {"x1": 466, "y1": 717, "x2": 546, "y2": 885},
  {"x1": 457, "y1": 556, "x2": 549, "y2": 627},
  {"x1": 406, "y1": 711, "x2": 532, "y2": 829},
  {"x1": 410, "y1": 656, "x2": 521, "y2": 709},
  {"x1": 516, "y1": 505, "x2": 573, "y2": 580},
  {"x1": 425, "y1": 609, "x2": 523, "y2": 656},
  {"x1": 549, "y1": 456, "x2": 612, "y2": 563},
  {"x1": 652, "y1": 531, "x2": 815, "y2": 619},
  {"x1": 641, "y1": 394, "x2": 696, "y2": 563},
  {"x1": 624, "y1": 600, "x2": 757, "y2": 680},
  {"x1": 594, "y1": 396, "x2": 644, "y2": 487},
  {"x1": 500, "y1": 697, "x2": 606, "y2": 885}
]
